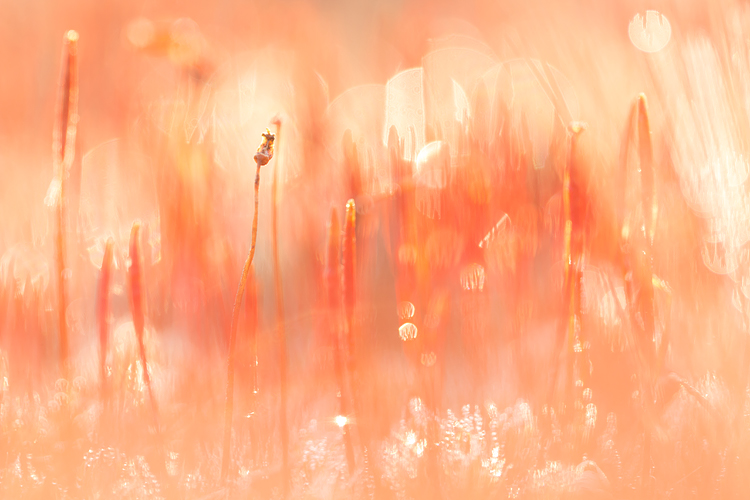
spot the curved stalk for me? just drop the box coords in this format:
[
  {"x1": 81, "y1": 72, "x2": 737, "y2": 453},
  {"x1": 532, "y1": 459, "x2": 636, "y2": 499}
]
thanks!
[
  {"x1": 221, "y1": 129, "x2": 275, "y2": 482},
  {"x1": 221, "y1": 163, "x2": 261, "y2": 482}
]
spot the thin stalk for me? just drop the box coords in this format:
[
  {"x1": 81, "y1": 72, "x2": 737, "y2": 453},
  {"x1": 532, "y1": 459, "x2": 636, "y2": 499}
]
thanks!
[
  {"x1": 619, "y1": 94, "x2": 658, "y2": 366},
  {"x1": 620, "y1": 94, "x2": 658, "y2": 495},
  {"x1": 98, "y1": 238, "x2": 115, "y2": 405},
  {"x1": 343, "y1": 200, "x2": 357, "y2": 380},
  {"x1": 561, "y1": 123, "x2": 585, "y2": 417},
  {"x1": 343, "y1": 199, "x2": 367, "y2": 474},
  {"x1": 245, "y1": 269, "x2": 259, "y2": 396},
  {"x1": 617, "y1": 96, "x2": 638, "y2": 243},
  {"x1": 636, "y1": 94, "x2": 658, "y2": 368},
  {"x1": 636, "y1": 94, "x2": 657, "y2": 496},
  {"x1": 637, "y1": 94, "x2": 657, "y2": 245},
  {"x1": 221, "y1": 162, "x2": 261, "y2": 481},
  {"x1": 221, "y1": 129, "x2": 275, "y2": 482},
  {"x1": 55, "y1": 178, "x2": 68, "y2": 380},
  {"x1": 243, "y1": 268, "x2": 259, "y2": 464},
  {"x1": 128, "y1": 222, "x2": 159, "y2": 429},
  {"x1": 53, "y1": 30, "x2": 80, "y2": 380},
  {"x1": 326, "y1": 208, "x2": 356, "y2": 474}
]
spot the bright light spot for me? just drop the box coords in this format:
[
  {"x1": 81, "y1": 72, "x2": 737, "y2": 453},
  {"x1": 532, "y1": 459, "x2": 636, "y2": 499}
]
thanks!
[
  {"x1": 414, "y1": 439, "x2": 426, "y2": 457},
  {"x1": 399, "y1": 322, "x2": 418, "y2": 341},
  {"x1": 415, "y1": 141, "x2": 449, "y2": 189},
  {"x1": 405, "y1": 431, "x2": 417, "y2": 446},
  {"x1": 415, "y1": 142, "x2": 450, "y2": 219},
  {"x1": 335, "y1": 415, "x2": 348, "y2": 428},
  {"x1": 397, "y1": 301, "x2": 415, "y2": 320},
  {"x1": 409, "y1": 397, "x2": 423, "y2": 414},
  {"x1": 486, "y1": 401, "x2": 497, "y2": 418},
  {"x1": 628, "y1": 11, "x2": 671, "y2": 53}
]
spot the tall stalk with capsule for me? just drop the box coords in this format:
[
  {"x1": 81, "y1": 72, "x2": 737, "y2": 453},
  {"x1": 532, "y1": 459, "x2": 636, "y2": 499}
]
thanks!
[{"x1": 221, "y1": 128, "x2": 275, "y2": 481}]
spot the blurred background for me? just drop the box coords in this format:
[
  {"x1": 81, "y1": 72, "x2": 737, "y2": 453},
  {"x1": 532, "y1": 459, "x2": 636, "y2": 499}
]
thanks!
[{"x1": 2, "y1": 0, "x2": 750, "y2": 498}]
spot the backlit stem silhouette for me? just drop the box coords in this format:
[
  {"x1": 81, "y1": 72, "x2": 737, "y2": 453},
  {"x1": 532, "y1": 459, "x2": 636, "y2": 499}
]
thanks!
[{"x1": 221, "y1": 128, "x2": 275, "y2": 481}]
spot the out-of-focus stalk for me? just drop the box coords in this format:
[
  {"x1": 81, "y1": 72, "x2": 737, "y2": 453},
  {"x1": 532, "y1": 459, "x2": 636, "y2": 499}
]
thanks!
[
  {"x1": 53, "y1": 30, "x2": 80, "y2": 381},
  {"x1": 342, "y1": 198, "x2": 366, "y2": 474},
  {"x1": 637, "y1": 94, "x2": 657, "y2": 246},
  {"x1": 636, "y1": 94, "x2": 657, "y2": 496},
  {"x1": 635, "y1": 94, "x2": 658, "y2": 370},
  {"x1": 617, "y1": 97, "x2": 638, "y2": 243},
  {"x1": 325, "y1": 207, "x2": 356, "y2": 475},
  {"x1": 98, "y1": 238, "x2": 115, "y2": 404},
  {"x1": 619, "y1": 94, "x2": 659, "y2": 495},
  {"x1": 619, "y1": 94, "x2": 658, "y2": 366},
  {"x1": 343, "y1": 200, "x2": 357, "y2": 377},
  {"x1": 128, "y1": 222, "x2": 159, "y2": 428},
  {"x1": 221, "y1": 129, "x2": 275, "y2": 482},
  {"x1": 562, "y1": 123, "x2": 585, "y2": 416},
  {"x1": 269, "y1": 120, "x2": 290, "y2": 493}
]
